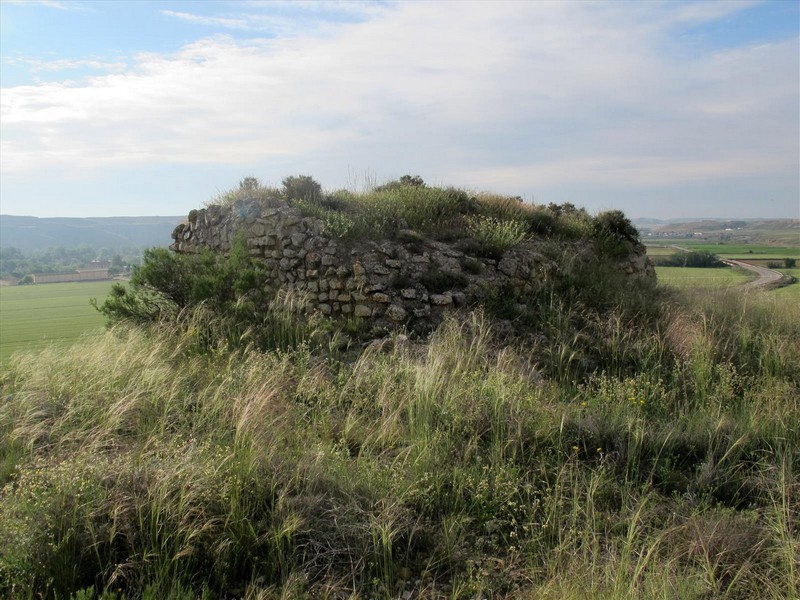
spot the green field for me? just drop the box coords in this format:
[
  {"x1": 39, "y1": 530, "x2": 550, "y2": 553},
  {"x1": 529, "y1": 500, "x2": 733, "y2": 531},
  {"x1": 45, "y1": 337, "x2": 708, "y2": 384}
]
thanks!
[
  {"x1": 647, "y1": 241, "x2": 799, "y2": 260},
  {"x1": 0, "y1": 281, "x2": 114, "y2": 362},
  {"x1": 772, "y1": 268, "x2": 800, "y2": 299},
  {"x1": 656, "y1": 265, "x2": 757, "y2": 289}
]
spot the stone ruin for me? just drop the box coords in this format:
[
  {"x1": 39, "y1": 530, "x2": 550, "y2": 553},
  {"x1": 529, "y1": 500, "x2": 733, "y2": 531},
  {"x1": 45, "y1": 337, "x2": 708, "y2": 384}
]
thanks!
[{"x1": 171, "y1": 200, "x2": 655, "y2": 332}]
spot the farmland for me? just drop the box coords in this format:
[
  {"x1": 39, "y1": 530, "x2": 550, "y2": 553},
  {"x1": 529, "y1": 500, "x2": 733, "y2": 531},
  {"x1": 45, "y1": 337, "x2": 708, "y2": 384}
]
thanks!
[
  {"x1": 655, "y1": 265, "x2": 757, "y2": 289},
  {"x1": 647, "y1": 241, "x2": 799, "y2": 260},
  {"x1": 0, "y1": 281, "x2": 114, "y2": 362}
]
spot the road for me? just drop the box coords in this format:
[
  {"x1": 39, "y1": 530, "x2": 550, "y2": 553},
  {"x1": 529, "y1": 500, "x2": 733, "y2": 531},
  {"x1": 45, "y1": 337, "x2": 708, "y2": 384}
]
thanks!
[
  {"x1": 720, "y1": 259, "x2": 787, "y2": 288},
  {"x1": 668, "y1": 245, "x2": 788, "y2": 288}
]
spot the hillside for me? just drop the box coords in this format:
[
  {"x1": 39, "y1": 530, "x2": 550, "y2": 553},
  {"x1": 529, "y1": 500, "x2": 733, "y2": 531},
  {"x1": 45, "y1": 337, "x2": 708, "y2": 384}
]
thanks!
[
  {"x1": 645, "y1": 218, "x2": 800, "y2": 245},
  {"x1": 1, "y1": 178, "x2": 797, "y2": 600},
  {"x1": 0, "y1": 215, "x2": 182, "y2": 250}
]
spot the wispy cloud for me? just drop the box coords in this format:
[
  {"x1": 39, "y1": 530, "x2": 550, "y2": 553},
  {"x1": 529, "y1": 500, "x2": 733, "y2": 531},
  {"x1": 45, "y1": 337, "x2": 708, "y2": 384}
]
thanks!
[
  {"x1": 4, "y1": 56, "x2": 127, "y2": 73},
  {"x1": 1, "y1": 1, "x2": 797, "y2": 214},
  {"x1": 160, "y1": 10, "x2": 254, "y2": 31},
  {"x1": 3, "y1": 0, "x2": 82, "y2": 11}
]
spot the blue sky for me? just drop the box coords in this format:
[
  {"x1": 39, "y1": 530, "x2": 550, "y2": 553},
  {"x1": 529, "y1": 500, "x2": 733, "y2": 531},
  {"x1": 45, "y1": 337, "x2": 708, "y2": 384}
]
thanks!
[{"x1": 1, "y1": 0, "x2": 798, "y2": 219}]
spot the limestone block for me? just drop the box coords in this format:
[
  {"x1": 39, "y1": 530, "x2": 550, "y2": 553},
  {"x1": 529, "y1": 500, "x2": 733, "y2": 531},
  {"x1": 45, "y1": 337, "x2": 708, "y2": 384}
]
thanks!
[
  {"x1": 318, "y1": 303, "x2": 332, "y2": 315},
  {"x1": 387, "y1": 304, "x2": 407, "y2": 322},
  {"x1": 431, "y1": 293, "x2": 452, "y2": 306},
  {"x1": 385, "y1": 259, "x2": 402, "y2": 269},
  {"x1": 401, "y1": 288, "x2": 417, "y2": 299},
  {"x1": 371, "y1": 293, "x2": 391, "y2": 303},
  {"x1": 498, "y1": 257, "x2": 519, "y2": 277},
  {"x1": 354, "y1": 305, "x2": 372, "y2": 317}
]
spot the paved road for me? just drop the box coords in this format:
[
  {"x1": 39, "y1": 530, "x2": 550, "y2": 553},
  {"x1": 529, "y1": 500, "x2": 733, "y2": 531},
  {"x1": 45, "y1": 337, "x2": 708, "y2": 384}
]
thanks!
[
  {"x1": 668, "y1": 245, "x2": 787, "y2": 288},
  {"x1": 720, "y1": 259, "x2": 787, "y2": 288}
]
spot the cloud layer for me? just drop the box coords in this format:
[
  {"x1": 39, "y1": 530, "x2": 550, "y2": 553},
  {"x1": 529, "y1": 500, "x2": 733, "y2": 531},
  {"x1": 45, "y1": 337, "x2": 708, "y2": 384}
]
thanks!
[{"x1": 1, "y1": 1, "x2": 798, "y2": 217}]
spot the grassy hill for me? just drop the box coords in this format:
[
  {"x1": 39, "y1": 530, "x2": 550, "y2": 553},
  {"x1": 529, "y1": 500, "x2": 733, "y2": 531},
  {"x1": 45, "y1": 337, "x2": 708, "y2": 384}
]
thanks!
[{"x1": 1, "y1": 179, "x2": 797, "y2": 599}]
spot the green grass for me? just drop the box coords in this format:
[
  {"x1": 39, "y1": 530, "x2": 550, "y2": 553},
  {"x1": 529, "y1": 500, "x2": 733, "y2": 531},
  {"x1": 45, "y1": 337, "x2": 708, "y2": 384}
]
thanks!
[
  {"x1": 1, "y1": 284, "x2": 798, "y2": 599},
  {"x1": 771, "y1": 268, "x2": 800, "y2": 299},
  {"x1": 648, "y1": 242, "x2": 799, "y2": 260},
  {"x1": 0, "y1": 281, "x2": 114, "y2": 363},
  {"x1": 656, "y1": 266, "x2": 756, "y2": 289}
]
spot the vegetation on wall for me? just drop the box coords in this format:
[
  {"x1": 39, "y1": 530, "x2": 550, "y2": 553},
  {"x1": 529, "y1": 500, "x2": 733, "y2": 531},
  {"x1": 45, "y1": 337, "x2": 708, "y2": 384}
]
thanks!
[{"x1": 204, "y1": 176, "x2": 635, "y2": 255}]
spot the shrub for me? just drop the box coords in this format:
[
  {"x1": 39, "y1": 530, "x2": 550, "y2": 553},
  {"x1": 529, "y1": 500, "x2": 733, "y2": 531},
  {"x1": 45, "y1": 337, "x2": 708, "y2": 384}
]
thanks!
[
  {"x1": 282, "y1": 175, "x2": 323, "y2": 202},
  {"x1": 655, "y1": 250, "x2": 725, "y2": 268},
  {"x1": 206, "y1": 177, "x2": 283, "y2": 208},
  {"x1": 592, "y1": 210, "x2": 640, "y2": 244},
  {"x1": 466, "y1": 215, "x2": 528, "y2": 251},
  {"x1": 785, "y1": 258, "x2": 796, "y2": 268},
  {"x1": 592, "y1": 210, "x2": 640, "y2": 257}
]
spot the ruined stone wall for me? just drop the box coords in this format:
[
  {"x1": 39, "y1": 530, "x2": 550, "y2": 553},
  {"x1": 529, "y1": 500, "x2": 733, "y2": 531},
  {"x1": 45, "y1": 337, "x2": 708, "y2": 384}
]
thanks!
[{"x1": 171, "y1": 200, "x2": 655, "y2": 331}]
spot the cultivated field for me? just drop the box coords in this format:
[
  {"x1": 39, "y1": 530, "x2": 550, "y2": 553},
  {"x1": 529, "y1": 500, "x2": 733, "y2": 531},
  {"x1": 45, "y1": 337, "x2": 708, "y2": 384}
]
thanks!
[
  {"x1": 647, "y1": 241, "x2": 799, "y2": 260},
  {"x1": 0, "y1": 281, "x2": 114, "y2": 362},
  {"x1": 655, "y1": 265, "x2": 757, "y2": 289}
]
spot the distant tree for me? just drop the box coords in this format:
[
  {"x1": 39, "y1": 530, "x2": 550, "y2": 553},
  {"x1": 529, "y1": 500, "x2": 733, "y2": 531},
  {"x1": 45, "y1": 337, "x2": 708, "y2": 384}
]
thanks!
[
  {"x1": 19, "y1": 274, "x2": 34, "y2": 285},
  {"x1": 785, "y1": 258, "x2": 796, "y2": 268}
]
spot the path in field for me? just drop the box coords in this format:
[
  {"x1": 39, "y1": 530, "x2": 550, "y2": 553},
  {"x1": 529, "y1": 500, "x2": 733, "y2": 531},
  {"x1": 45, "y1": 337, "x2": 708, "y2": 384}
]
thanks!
[{"x1": 670, "y1": 245, "x2": 787, "y2": 289}]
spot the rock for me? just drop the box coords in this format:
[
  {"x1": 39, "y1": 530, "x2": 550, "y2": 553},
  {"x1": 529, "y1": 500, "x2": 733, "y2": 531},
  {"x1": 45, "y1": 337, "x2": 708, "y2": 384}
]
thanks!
[
  {"x1": 318, "y1": 303, "x2": 332, "y2": 315},
  {"x1": 430, "y1": 293, "x2": 452, "y2": 306},
  {"x1": 386, "y1": 304, "x2": 407, "y2": 321},
  {"x1": 371, "y1": 292, "x2": 391, "y2": 303},
  {"x1": 401, "y1": 288, "x2": 417, "y2": 299},
  {"x1": 354, "y1": 305, "x2": 372, "y2": 317}
]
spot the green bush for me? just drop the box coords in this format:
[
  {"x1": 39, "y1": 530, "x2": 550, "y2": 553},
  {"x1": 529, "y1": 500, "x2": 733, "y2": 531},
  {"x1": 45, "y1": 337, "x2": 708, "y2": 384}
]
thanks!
[
  {"x1": 591, "y1": 210, "x2": 640, "y2": 257},
  {"x1": 654, "y1": 250, "x2": 725, "y2": 268},
  {"x1": 282, "y1": 175, "x2": 323, "y2": 202},
  {"x1": 785, "y1": 258, "x2": 796, "y2": 268},
  {"x1": 465, "y1": 215, "x2": 528, "y2": 251}
]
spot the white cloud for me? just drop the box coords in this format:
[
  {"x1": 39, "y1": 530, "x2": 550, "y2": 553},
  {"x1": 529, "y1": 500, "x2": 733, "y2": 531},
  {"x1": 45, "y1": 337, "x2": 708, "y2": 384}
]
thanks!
[{"x1": 1, "y1": 0, "x2": 797, "y2": 203}]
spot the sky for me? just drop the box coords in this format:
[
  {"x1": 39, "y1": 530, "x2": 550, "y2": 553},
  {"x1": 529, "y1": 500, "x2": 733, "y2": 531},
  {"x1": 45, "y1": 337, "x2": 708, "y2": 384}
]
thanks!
[{"x1": 0, "y1": 0, "x2": 798, "y2": 220}]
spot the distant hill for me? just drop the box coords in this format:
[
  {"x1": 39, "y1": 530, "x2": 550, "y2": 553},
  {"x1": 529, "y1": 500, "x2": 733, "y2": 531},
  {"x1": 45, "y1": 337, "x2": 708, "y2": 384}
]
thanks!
[
  {"x1": 0, "y1": 215, "x2": 183, "y2": 250},
  {"x1": 645, "y1": 218, "x2": 799, "y2": 245}
]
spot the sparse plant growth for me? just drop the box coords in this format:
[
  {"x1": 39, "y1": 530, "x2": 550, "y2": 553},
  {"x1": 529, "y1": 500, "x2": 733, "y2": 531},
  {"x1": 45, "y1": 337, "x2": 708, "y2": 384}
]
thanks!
[{"x1": 2, "y1": 178, "x2": 798, "y2": 599}]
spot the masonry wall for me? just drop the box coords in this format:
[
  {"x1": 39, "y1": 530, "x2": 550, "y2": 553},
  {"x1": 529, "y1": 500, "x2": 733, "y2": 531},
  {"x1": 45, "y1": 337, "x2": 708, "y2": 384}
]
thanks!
[{"x1": 171, "y1": 200, "x2": 655, "y2": 331}]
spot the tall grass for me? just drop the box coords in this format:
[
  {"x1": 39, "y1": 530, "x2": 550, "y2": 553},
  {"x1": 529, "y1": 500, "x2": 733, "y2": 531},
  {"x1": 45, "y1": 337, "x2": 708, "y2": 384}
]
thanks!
[{"x1": 1, "y1": 283, "x2": 798, "y2": 598}]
